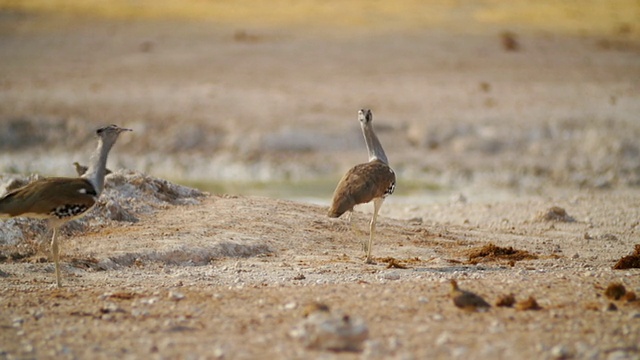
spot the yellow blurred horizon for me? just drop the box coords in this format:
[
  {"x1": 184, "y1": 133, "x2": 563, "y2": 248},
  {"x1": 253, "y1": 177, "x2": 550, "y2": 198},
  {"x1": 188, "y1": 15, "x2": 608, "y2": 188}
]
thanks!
[{"x1": 2, "y1": 0, "x2": 638, "y2": 37}]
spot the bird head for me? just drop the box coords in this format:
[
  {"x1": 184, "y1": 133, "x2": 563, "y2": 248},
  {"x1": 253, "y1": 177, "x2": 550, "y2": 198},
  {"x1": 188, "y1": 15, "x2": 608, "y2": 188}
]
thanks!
[
  {"x1": 450, "y1": 279, "x2": 460, "y2": 291},
  {"x1": 96, "y1": 124, "x2": 132, "y2": 142},
  {"x1": 358, "y1": 109, "x2": 373, "y2": 125}
]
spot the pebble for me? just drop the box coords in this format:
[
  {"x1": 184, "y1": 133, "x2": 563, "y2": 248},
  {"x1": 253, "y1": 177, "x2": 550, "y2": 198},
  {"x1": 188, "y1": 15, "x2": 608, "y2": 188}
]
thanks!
[
  {"x1": 608, "y1": 350, "x2": 635, "y2": 360},
  {"x1": 435, "y1": 331, "x2": 452, "y2": 346},
  {"x1": 168, "y1": 291, "x2": 185, "y2": 301},
  {"x1": 451, "y1": 346, "x2": 468, "y2": 357},
  {"x1": 212, "y1": 346, "x2": 225, "y2": 359},
  {"x1": 101, "y1": 302, "x2": 123, "y2": 313},
  {"x1": 131, "y1": 309, "x2": 149, "y2": 317},
  {"x1": 550, "y1": 344, "x2": 572, "y2": 359},
  {"x1": 381, "y1": 272, "x2": 401, "y2": 281},
  {"x1": 12, "y1": 317, "x2": 24, "y2": 327},
  {"x1": 283, "y1": 302, "x2": 297, "y2": 310},
  {"x1": 290, "y1": 310, "x2": 368, "y2": 351},
  {"x1": 140, "y1": 297, "x2": 158, "y2": 305}
]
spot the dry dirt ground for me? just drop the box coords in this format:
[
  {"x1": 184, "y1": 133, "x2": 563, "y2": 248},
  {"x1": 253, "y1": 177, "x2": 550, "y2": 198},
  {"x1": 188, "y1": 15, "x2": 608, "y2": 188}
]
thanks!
[
  {"x1": 1, "y1": 172, "x2": 639, "y2": 359},
  {"x1": 1, "y1": 4, "x2": 640, "y2": 360}
]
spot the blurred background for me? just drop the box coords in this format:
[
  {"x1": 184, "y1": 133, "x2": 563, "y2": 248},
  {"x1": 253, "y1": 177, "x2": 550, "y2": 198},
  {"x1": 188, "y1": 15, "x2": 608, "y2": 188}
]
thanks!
[{"x1": 0, "y1": 0, "x2": 639, "y2": 204}]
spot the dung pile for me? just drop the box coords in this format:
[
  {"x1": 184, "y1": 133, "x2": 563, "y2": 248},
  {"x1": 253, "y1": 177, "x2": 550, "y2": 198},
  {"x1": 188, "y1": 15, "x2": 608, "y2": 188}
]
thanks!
[{"x1": 466, "y1": 243, "x2": 538, "y2": 264}]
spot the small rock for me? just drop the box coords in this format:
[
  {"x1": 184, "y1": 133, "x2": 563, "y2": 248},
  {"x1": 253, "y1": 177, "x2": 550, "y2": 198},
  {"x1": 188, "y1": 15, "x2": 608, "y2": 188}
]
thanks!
[
  {"x1": 435, "y1": 331, "x2": 452, "y2": 346},
  {"x1": 140, "y1": 297, "x2": 158, "y2": 305},
  {"x1": 283, "y1": 302, "x2": 297, "y2": 310},
  {"x1": 101, "y1": 302, "x2": 124, "y2": 314},
  {"x1": 302, "y1": 302, "x2": 330, "y2": 317},
  {"x1": 212, "y1": 346, "x2": 225, "y2": 359},
  {"x1": 290, "y1": 310, "x2": 368, "y2": 352},
  {"x1": 451, "y1": 193, "x2": 467, "y2": 204},
  {"x1": 381, "y1": 272, "x2": 401, "y2": 281},
  {"x1": 500, "y1": 31, "x2": 520, "y2": 51},
  {"x1": 536, "y1": 206, "x2": 575, "y2": 222},
  {"x1": 550, "y1": 344, "x2": 572, "y2": 359},
  {"x1": 12, "y1": 317, "x2": 24, "y2": 327},
  {"x1": 599, "y1": 234, "x2": 619, "y2": 241},
  {"x1": 168, "y1": 291, "x2": 185, "y2": 301}
]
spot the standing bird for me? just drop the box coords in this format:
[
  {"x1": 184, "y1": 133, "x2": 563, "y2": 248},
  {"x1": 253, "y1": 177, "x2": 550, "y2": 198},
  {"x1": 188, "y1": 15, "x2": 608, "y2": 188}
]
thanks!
[
  {"x1": 0, "y1": 125, "x2": 131, "y2": 288},
  {"x1": 73, "y1": 161, "x2": 112, "y2": 176},
  {"x1": 450, "y1": 279, "x2": 491, "y2": 311},
  {"x1": 328, "y1": 109, "x2": 395, "y2": 263}
]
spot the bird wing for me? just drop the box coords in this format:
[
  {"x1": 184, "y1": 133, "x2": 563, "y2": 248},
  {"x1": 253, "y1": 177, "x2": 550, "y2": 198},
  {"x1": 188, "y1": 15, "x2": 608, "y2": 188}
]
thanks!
[
  {"x1": 0, "y1": 177, "x2": 97, "y2": 218},
  {"x1": 328, "y1": 160, "x2": 395, "y2": 217}
]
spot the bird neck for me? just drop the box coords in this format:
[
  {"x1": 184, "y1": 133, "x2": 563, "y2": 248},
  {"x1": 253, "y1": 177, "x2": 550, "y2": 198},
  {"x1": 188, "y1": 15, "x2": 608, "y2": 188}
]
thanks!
[
  {"x1": 81, "y1": 137, "x2": 114, "y2": 195},
  {"x1": 361, "y1": 123, "x2": 389, "y2": 165}
]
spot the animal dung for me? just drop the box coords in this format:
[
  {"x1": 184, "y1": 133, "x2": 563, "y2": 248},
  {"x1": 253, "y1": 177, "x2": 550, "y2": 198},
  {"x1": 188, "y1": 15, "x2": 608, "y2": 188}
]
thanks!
[
  {"x1": 515, "y1": 296, "x2": 542, "y2": 311},
  {"x1": 466, "y1": 243, "x2": 537, "y2": 264},
  {"x1": 613, "y1": 244, "x2": 640, "y2": 269},
  {"x1": 604, "y1": 282, "x2": 626, "y2": 300},
  {"x1": 496, "y1": 293, "x2": 516, "y2": 307}
]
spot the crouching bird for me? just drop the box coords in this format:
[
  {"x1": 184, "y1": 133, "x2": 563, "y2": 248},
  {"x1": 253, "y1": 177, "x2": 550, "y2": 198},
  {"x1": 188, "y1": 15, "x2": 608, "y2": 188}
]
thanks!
[
  {"x1": 0, "y1": 124, "x2": 131, "y2": 288},
  {"x1": 328, "y1": 109, "x2": 395, "y2": 263}
]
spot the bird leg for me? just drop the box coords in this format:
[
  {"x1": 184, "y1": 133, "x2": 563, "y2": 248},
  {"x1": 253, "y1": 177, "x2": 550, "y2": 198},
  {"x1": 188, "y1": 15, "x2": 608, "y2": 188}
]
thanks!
[
  {"x1": 345, "y1": 211, "x2": 363, "y2": 237},
  {"x1": 50, "y1": 227, "x2": 62, "y2": 288},
  {"x1": 365, "y1": 198, "x2": 384, "y2": 264}
]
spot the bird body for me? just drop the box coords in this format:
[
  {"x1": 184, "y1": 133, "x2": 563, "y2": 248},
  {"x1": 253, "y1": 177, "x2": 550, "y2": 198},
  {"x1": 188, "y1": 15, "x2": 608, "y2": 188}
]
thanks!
[
  {"x1": 328, "y1": 160, "x2": 395, "y2": 218},
  {"x1": 450, "y1": 280, "x2": 491, "y2": 311},
  {"x1": 328, "y1": 109, "x2": 395, "y2": 263},
  {"x1": 0, "y1": 178, "x2": 97, "y2": 221},
  {"x1": 0, "y1": 124, "x2": 131, "y2": 287},
  {"x1": 72, "y1": 162, "x2": 88, "y2": 177}
]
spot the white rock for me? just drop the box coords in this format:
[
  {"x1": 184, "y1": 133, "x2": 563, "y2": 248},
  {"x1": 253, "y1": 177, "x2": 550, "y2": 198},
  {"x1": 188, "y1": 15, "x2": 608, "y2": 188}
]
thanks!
[{"x1": 290, "y1": 310, "x2": 368, "y2": 352}]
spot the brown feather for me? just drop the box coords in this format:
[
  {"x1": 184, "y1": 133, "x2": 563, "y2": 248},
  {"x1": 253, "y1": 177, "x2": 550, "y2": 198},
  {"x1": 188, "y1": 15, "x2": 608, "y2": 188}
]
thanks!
[
  {"x1": 328, "y1": 160, "x2": 395, "y2": 218},
  {"x1": 0, "y1": 177, "x2": 97, "y2": 219}
]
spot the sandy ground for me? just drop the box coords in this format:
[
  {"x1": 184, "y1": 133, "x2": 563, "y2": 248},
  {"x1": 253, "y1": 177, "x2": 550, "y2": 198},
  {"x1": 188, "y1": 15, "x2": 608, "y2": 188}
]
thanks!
[
  {"x1": 1, "y1": 5, "x2": 640, "y2": 360},
  {"x1": 1, "y1": 175, "x2": 640, "y2": 359}
]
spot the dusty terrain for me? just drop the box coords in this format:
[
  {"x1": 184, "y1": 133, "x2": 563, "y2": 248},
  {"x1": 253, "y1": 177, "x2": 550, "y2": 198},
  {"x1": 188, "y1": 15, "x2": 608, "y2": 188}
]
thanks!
[{"x1": 1, "y1": 2, "x2": 640, "y2": 359}]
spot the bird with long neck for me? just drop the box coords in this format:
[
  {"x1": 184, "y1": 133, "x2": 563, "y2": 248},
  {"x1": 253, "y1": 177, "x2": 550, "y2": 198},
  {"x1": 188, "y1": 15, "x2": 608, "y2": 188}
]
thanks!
[
  {"x1": 0, "y1": 124, "x2": 131, "y2": 288},
  {"x1": 328, "y1": 109, "x2": 395, "y2": 263}
]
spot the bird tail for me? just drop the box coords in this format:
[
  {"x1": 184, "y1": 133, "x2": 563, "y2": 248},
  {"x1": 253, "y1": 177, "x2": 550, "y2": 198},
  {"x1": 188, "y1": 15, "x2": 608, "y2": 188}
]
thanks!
[{"x1": 327, "y1": 198, "x2": 352, "y2": 218}]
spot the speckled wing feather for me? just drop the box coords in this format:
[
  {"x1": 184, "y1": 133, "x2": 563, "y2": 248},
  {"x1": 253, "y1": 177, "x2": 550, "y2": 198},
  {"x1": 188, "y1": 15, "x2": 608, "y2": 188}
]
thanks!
[
  {"x1": 328, "y1": 160, "x2": 395, "y2": 218},
  {"x1": 0, "y1": 177, "x2": 97, "y2": 219}
]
